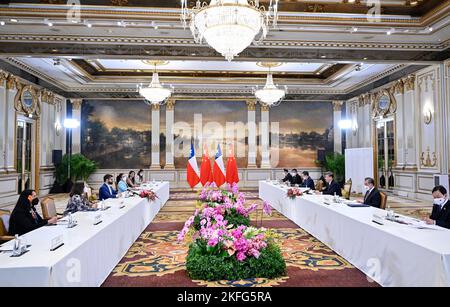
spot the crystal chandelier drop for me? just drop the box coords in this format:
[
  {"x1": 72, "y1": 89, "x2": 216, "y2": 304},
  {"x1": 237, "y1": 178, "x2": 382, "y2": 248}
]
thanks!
[
  {"x1": 181, "y1": 0, "x2": 279, "y2": 61},
  {"x1": 138, "y1": 61, "x2": 172, "y2": 105},
  {"x1": 254, "y1": 63, "x2": 286, "y2": 107}
]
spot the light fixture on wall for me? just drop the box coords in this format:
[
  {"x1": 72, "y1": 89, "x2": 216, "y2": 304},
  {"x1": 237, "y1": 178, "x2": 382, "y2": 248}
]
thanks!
[
  {"x1": 423, "y1": 104, "x2": 433, "y2": 125},
  {"x1": 63, "y1": 118, "x2": 80, "y2": 181},
  {"x1": 181, "y1": 0, "x2": 279, "y2": 62},
  {"x1": 338, "y1": 119, "x2": 352, "y2": 130},
  {"x1": 138, "y1": 60, "x2": 172, "y2": 106},
  {"x1": 254, "y1": 62, "x2": 286, "y2": 107}
]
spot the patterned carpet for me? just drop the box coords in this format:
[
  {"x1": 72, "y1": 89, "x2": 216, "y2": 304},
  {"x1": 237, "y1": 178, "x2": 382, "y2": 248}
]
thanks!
[{"x1": 102, "y1": 190, "x2": 379, "y2": 287}]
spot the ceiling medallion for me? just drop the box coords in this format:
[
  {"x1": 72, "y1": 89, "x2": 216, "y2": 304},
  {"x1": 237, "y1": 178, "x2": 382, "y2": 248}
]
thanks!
[
  {"x1": 181, "y1": 0, "x2": 279, "y2": 62},
  {"x1": 138, "y1": 60, "x2": 172, "y2": 106},
  {"x1": 254, "y1": 62, "x2": 286, "y2": 107}
]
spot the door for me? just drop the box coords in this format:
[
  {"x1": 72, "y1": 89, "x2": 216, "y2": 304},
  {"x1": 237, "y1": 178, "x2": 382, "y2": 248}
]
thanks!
[
  {"x1": 375, "y1": 118, "x2": 395, "y2": 190},
  {"x1": 16, "y1": 118, "x2": 35, "y2": 194}
]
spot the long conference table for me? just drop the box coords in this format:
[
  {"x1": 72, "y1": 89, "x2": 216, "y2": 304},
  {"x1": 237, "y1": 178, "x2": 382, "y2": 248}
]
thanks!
[
  {"x1": 259, "y1": 181, "x2": 450, "y2": 287},
  {"x1": 0, "y1": 181, "x2": 169, "y2": 287}
]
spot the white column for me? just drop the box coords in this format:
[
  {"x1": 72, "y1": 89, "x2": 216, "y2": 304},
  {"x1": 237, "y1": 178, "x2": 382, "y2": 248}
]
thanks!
[
  {"x1": 5, "y1": 76, "x2": 17, "y2": 172},
  {"x1": 394, "y1": 84, "x2": 405, "y2": 168},
  {"x1": 0, "y1": 72, "x2": 7, "y2": 172},
  {"x1": 439, "y1": 63, "x2": 449, "y2": 173},
  {"x1": 151, "y1": 104, "x2": 161, "y2": 169},
  {"x1": 401, "y1": 75, "x2": 417, "y2": 169},
  {"x1": 165, "y1": 99, "x2": 175, "y2": 169},
  {"x1": 247, "y1": 99, "x2": 257, "y2": 168},
  {"x1": 260, "y1": 104, "x2": 270, "y2": 169},
  {"x1": 70, "y1": 98, "x2": 82, "y2": 154},
  {"x1": 40, "y1": 97, "x2": 49, "y2": 167},
  {"x1": 332, "y1": 101, "x2": 343, "y2": 154}
]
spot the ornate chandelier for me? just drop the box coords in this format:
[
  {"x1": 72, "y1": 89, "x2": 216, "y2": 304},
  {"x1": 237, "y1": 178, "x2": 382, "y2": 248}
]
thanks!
[
  {"x1": 181, "y1": 0, "x2": 279, "y2": 61},
  {"x1": 254, "y1": 62, "x2": 286, "y2": 106},
  {"x1": 138, "y1": 61, "x2": 172, "y2": 105}
]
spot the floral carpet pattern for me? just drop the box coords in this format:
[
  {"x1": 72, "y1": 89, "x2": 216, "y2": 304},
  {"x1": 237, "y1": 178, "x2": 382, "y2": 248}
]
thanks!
[{"x1": 102, "y1": 190, "x2": 378, "y2": 287}]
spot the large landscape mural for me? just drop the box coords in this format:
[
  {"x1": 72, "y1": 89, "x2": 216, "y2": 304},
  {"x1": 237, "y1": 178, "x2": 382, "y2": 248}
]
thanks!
[
  {"x1": 270, "y1": 101, "x2": 333, "y2": 168},
  {"x1": 81, "y1": 99, "x2": 333, "y2": 169},
  {"x1": 81, "y1": 100, "x2": 153, "y2": 169}
]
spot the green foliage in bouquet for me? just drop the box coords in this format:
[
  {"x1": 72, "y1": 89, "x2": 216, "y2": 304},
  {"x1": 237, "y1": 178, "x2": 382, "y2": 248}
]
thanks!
[{"x1": 186, "y1": 242, "x2": 286, "y2": 281}]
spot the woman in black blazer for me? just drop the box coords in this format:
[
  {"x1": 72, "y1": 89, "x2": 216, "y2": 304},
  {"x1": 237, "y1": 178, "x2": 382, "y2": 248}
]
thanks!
[{"x1": 9, "y1": 190, "x2": 57, "y2": 236}]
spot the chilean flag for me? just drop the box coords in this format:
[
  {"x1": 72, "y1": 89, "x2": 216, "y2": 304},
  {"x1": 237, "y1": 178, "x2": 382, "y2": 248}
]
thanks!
[
  {"x1": 226, "y1": 144, "x2": 239, "y2": 185},
  {"x1": 186, "y1": 142, "x2": 200, "y2": 188},
  {"x1": 200, "y1": 144, "x2": 213, "y2": 186},
  {"x1": 213, "y1": 144, "x2": 226, "y2": 187}
]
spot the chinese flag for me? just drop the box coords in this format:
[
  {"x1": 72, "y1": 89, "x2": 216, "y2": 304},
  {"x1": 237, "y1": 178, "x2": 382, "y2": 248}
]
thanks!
[
  {"x1": 226, "y1": 144, "x2": 239, "y2": 185},
  {"x1": 200, "y1": 144, "x2": 213, "y2": 186}
]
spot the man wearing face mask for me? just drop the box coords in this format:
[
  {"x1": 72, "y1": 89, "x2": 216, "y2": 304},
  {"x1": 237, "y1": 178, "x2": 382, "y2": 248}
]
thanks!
[
  {"x1": 357, "y1": 177, "x2": 381, "y2": 208},
  {"x1": 9, "y1": 189, "x2": 57, "y2": 236},
  {"x1": 99, "y1": 174, "x2": 118, "y2": 200},
  {"x1": 424, "y1": 185, "x2": 450, "y2": 229},
  {"x1": 281, "y1": 169, "x2": 293, "y2": 185},
  {"x1": 291, "y1": 169, "x2": 303, "y2": 186}
]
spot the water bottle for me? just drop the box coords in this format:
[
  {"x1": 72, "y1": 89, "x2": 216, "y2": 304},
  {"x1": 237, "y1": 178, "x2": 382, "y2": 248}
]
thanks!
[
  {"x1": 101, "y1": 200, "x2": 105, "y2": 210},
  {"x1": 13, "y1": 234, "x2": 20, "y2": 256}
]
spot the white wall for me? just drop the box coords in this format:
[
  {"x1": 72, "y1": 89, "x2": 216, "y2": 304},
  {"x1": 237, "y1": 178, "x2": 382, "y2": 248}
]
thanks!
[
  {"x1": 345, "y1": 63, "x2": 450, "y2": 200},
  {"x1": 0, "y1": 70, "x2": 66, "y2": 208}
]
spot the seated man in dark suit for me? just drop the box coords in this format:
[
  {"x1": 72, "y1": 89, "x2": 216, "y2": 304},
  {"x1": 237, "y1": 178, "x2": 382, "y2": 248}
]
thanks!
[
  {"x1": 316, "y1": 172, "x2": 342, "y2": 196},
  {"x1": 424, "y1": 185, "x2": 450, "y2": 229},
  {"x1": 300, "y1": 171, "x2": 315, "y2": 190},
  {"x1": 357, "y1": 177, "x2": 381, "y2": 208},
  {"x1": 281, "y1": 169, "x2": 293, "y2": 185},
  {"x1": 291, "y1": 169, "x2": 303, "y2": 186},
  {"x1": 99, "y1": 174, "x2": 118, "y2": 201}
]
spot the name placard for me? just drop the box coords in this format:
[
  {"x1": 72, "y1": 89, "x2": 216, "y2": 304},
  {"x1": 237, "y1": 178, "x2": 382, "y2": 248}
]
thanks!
[
  {"x1": 50, "y1": 234, "x2": 64, "y2": 251},
  {"x1": 93, "y1": 214, "x2": 103, "y2": 225}
]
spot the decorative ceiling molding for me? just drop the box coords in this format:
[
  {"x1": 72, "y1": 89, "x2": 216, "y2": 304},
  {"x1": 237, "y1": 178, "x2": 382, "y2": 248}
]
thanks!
[
  {"x1": 0, "y1": 34, "x2": 447, "y2": 51},
  {"x1": 1, "y1": 1, "x2": 448, "y2": 27}
]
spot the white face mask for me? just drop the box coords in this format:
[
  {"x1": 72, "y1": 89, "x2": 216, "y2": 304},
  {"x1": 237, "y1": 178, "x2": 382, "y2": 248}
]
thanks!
[
  {"x1": 83, "y1": 186, "x2": 88, "y2": 194},
  {"x1": 364, "y1": 185, "x2": 370, "y2": 191},
  {"x1": 433, "y1": 197, "x2": 447, "y2": 206},
  {"x1": 291, "y1": 172, "x2": 297, "y2": 176},
  {"x1": 122, "y1": 176, "x2": 127, "y2": 182}
]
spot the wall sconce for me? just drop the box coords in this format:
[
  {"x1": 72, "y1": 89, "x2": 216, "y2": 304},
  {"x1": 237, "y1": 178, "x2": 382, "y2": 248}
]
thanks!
[{"x1": 423, "y1": 105, "x2": 433, "y2": 125}]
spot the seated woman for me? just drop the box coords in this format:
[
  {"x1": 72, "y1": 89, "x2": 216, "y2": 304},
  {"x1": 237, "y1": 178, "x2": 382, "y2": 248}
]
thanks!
[
  {"x1": 9, "y1": 189, "x2": 57, "y2": 236},
  {"x1": 117, "y1": 173, "x2": 128, "y2": 193},
  {"x1": 136, "y1": 169, "x2": 144, "y2": 185},
  {"x1": 126, "y1": 170, "x2": 138, "y2": 188},
  {"x1": 64, "y1": 182, "x2": 98, "y2": 215}
]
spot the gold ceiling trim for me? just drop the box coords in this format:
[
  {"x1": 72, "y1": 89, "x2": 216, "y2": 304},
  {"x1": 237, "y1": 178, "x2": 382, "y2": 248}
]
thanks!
[
  {"x1": 0, "y1": 2, "x2": 447, "y2": 27},
  {"x1": 141, "y1": 60, "x2": 170, "y2": 67}
]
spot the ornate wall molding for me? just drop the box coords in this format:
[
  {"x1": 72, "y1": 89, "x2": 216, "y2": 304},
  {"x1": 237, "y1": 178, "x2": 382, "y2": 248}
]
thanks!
[
  {"x1": 165, "y1": 98, "x2": 176, "y2": 110},
  {"x1": 70, "y1": 98, "x2": 83, "y2": 110},
  {"x1": 332, "y1": 101, "x2": 344, "y2": 111},
  {"x1": 6, "y1": 75, "x2": 17, "y2": 90},
  {"x1": 420, "y1": 147, "x2": 437, "y2": 168},
  {"x1": 261, "y1": 104, "x2": 270, "y2": 112},
  {"x1": 14, "y1": 84, "x2": 41, "y2": 117},
  {"x1": 246, "y1": 99, "x2": 257, "y2": 111},
  {"x1": 151, "y1": 104, "x2": 160, "y2": 111},
  {"x1": 403, "y1": 74, "x2": 416, "y2": 91}
]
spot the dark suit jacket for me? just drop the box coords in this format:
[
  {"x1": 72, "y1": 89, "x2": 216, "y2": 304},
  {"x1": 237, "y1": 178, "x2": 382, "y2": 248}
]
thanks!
[
  {"x1": 292, "y1": 174, "x2": 303, "y2": 185},
  {"x1": 300, "y1": 177, "x2": 315, "y2": 190},
  {"x1": 430, "y1": 200, "x2": 450, "y2": 229},
  {"x1": 363, "y1": 187, "x2": 381, "y2": 208},
  {"x1": 9, "y1": 203, "x2": 48, "y2": 236},
  {"x1": 99, "y1": 183, "x2": 117, "y2": 201},
  {"x1": 322, "y1": 180, "x2": 342, "y2": 196},
  {"x1": 282, "y1": 173, "x2": 293, "y2": 184}
]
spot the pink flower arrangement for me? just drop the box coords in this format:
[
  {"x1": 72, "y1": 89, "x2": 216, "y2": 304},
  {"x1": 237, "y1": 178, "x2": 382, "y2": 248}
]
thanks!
[
  {"x1": 178, "y1": 184, "x2": 277, "y2": 262},
  {"x1": 287, "y1": 187, "x2": 303, "y2": 199},
  {"x1": 139, "y1": 189, "x2": 158, "y2": 201}
]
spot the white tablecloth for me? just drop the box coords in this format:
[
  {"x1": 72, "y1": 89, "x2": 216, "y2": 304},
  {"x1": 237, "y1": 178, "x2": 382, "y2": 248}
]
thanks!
[
  {"x1": 0, "y1": 181, "x2": 170, "y2": 287},
  {"x1": 259, "y1": 181, "x2": 450, "y2": 287}
]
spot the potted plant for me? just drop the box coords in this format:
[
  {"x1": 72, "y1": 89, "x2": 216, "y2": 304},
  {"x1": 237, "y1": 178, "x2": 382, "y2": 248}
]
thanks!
[{"x1": 56, "y1": 154, "x2": 97, "y2": 192}]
